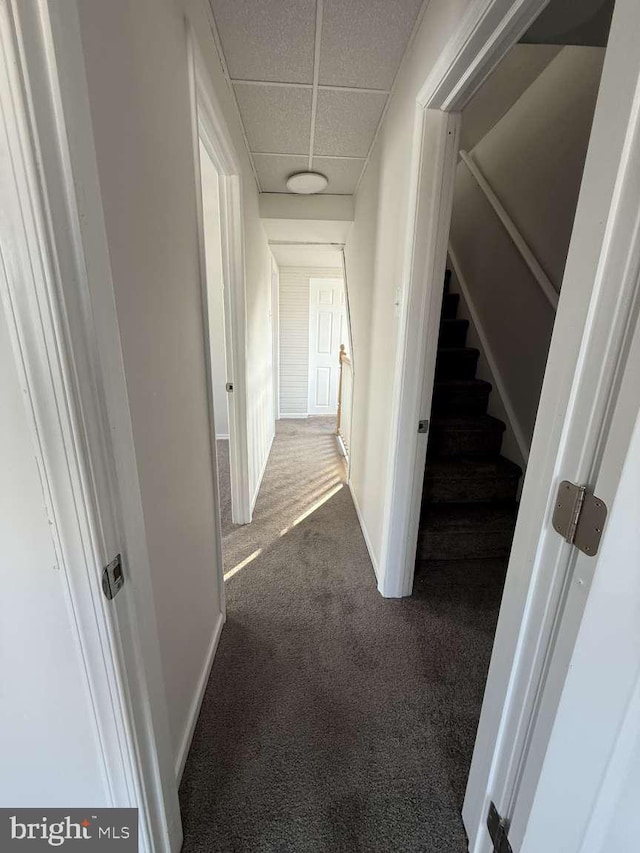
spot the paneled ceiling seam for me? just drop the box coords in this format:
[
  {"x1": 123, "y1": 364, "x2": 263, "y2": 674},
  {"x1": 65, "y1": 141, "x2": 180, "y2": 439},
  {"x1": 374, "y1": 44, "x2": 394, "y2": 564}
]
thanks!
[
  {"x1": 308, "y1": 0, "x2": 324, "y2": 169},
  {"x1": 233, "y1": 80, "x2": 312, "y2": 89},
  {"x1": 230, "y1": 80, "x2": 390, "y2": 96},
  {"x1": 204, "y1": 0, "x2": 263, "y2": 191},
  {"x1": 253, "y1": 151, "x2": 366, "y2": 161},
  {"x1": 208, "y1": 0, "x2": 428, "y2": 195},
  {"x1": 319, "y1": 84, "x2": 390, "y2": 95},
  {"x1": 352, "y1": 0, "x2": 431, "y2": 196}
]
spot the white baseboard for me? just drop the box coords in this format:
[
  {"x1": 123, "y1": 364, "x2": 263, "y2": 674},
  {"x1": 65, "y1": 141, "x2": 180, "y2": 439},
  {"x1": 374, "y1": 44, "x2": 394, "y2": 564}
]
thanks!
[
  {"x1": 251, "y1": 430, "x2": 275, "y2": 511},
  {"x1": 348, "y1": 481, "x2": 379, "y2": 580},
  {"x1": 215, "y1": 433, "x2": 230, "y2": 441},
  {"x1": 336, "y1": 434, "x2": 348, "y2": 458},
  {"x1": 279, "y1": 413, "x2": 308, "y2": 419},
  {"x1": 175, "y1": 609, "x2": 225, "y2": 783}
]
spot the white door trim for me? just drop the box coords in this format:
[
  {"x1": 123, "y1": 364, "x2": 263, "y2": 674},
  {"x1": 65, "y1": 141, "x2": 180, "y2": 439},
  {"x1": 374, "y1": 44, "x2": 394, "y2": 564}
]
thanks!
[
  {"x1": 376, "y1": 1, "x2": 640, "y2": 852},
  {"x1": 271, "y1": 255, "x2": 280, "y2": 421},
  {"x1": 0, "y1": 1, "x2": 181, "y2": 850},
  {"x1": 190, "y1": 28, "x2": 252, "y2": 525}
]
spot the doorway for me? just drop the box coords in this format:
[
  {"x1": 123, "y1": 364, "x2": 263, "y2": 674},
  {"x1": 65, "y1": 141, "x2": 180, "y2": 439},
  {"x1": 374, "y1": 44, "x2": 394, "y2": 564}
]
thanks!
[
  {"x1": 405, "y1": 34, "x2": 608, "y2": 815},
  {"x1": 190, "y1": 35, "x2": 252, "y2": 527},
  {"x1": 198, "y1": 141, "x2": 233, "y2": 531},
  {"x1": 372, "y1": 3, "x2": 617, "y2": 850},
  {"x1": 380, "y1": 0, "x2": 638, "y2": 850}
]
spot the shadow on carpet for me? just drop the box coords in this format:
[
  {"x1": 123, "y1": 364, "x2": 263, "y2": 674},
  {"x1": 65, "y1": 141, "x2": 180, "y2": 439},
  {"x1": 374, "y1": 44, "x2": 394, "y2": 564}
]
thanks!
[{"x1": 179, "y1": 482, "x2": 502, "y2": 852}]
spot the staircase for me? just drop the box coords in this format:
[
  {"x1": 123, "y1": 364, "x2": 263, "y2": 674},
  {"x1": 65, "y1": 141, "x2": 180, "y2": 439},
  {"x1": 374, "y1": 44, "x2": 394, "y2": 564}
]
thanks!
[{"x1": 416, "y1": 271, "x2": 523, "y2": 566}]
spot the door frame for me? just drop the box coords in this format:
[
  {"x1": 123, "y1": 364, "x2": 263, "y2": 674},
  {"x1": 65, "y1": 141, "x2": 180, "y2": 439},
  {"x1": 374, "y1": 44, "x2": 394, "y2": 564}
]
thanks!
[
  {"x1": 377, "y1": 0, "x2": 640, "y2": 851},
  {"x1": 378, "y1": 0, "x2": 553, "y2": 595},
  {"x1": 271, "y1": 255, "x2": 280, "y2": 421},
  {"x1": 0, "y1": 1, "x2": 181, "y2": 850},
  {"x1": 188, "y1": 28, "x2": 252, "y2": 525}
]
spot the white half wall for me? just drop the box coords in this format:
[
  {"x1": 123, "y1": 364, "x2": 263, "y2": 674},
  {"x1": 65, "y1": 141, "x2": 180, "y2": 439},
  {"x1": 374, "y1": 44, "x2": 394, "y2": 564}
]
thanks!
[
  {"x1": 260, "y1": 193, "x2": 354, "y2": 245},
  {"x1": 278, "y1": 266, "x2": 343, "y2": 417},
  {"x1": 0, "y1": 297, "x2": 108, "y2": 807},
  {"x1": 76, "y1": 0, "x2": 274, "y2": 769}
]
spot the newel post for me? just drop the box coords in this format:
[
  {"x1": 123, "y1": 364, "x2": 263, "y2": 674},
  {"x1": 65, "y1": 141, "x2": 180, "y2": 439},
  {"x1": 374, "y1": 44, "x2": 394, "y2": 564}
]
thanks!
[{"x1": 336, "y1": 344, "x2": 346, "y2": 435}]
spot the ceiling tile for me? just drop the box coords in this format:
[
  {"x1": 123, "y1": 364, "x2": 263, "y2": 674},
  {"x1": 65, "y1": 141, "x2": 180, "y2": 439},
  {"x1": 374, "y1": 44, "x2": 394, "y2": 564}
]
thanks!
[
  {"x1": 253, "y1": 154, "x2": 309, "y2": 193},
  {"x1": 234, "y1": 85, "x2": 312, "y2": 155},
  {"x1": 211, "y1": 0, "x2": 317, "y2": 84},
  {"x1": 312, "y1": 158, "x2": 366, "y2": 194},
  {"x1": 318, "y1": 0, "x2": 423, "y2": 90},
  {"x1": 314, "y1": 90, "x2": 387, "y2": 158}
]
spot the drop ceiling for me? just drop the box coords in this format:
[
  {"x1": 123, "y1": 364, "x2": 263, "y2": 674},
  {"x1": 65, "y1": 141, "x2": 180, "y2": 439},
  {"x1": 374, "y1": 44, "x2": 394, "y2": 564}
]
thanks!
[{"x1": 210, "y1": 0, "x2": 425, "y2": 195}]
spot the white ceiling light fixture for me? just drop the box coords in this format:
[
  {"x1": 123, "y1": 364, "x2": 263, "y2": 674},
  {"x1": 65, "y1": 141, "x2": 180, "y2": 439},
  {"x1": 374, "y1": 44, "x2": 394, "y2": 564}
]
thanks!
[{"x1": 286, "y1": 171, "x2": 328, "y2": 194}]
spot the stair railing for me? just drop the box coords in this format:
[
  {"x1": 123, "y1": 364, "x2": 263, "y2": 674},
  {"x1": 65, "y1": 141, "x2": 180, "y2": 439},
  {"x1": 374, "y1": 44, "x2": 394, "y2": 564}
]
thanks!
[
  {"x1": 459, "y1": 150, "x2": 559, "y2": 311},
  {"x1": 336, "y1": 344, "x2": 353, "y2": 456}
]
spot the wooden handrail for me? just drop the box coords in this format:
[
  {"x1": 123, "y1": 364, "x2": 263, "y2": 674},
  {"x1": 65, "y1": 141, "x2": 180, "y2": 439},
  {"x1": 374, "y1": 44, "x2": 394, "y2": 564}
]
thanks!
[
  {"x1": 337, "y1": 344, "x2": 352, "y2": 433},
  {"x1": 459, "y1": 150, "x2": 559, "y2": 311},
  {"x1": 336, "y1": 344, "x2": 346, "y2": 435}
]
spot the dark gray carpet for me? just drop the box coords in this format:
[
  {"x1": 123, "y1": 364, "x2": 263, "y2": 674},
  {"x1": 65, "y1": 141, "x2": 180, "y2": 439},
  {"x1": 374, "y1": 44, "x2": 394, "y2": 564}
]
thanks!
[{"x1": 181, "y1": 418, "x2": 503, "y2": 852}]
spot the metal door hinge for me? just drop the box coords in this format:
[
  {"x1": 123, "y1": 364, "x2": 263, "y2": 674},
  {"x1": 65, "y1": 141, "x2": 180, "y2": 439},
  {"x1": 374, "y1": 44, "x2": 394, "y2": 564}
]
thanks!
[
  {"x1": 552, "y1": 481, "x2": 607, "y2": 556},
  {"x1": 102, "y1": 554, "x2": 125, "y2": 601},
  {"x1": 225, "y1": 382, "x2": 234, "y2": 392},
  {"x1": 418, "y1": 419, "x2": 429, "y2": 434},
  {"x1": 487, "y1": 802, "x2": 512, "y2": 853}
]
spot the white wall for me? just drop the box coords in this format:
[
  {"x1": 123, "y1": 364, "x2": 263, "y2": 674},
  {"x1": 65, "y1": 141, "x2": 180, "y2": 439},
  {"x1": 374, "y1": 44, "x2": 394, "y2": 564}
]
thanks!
[
  {"x1": 460, "y1": 44, "x2": 562, "y2": 152},
  {"x1": 0, "y1": 298, "x2": 108, "y2": 807},
  {"x1": 278, "y1": 266, "x2": 344, "y2": 417},
  {"x1": 344, "y1": 0, "x2": 468, "y2": 565},
  {"x1": 260, "y1": 193, "x2": 354, "y2": 245},
  {"x1": 200, "y1": 142, "x2": 229, "y2": 437},
  {"x1": 471, "y1": 46, "x2": 605, "y2": 289},
  {"x1": 76, "y1": 0, "x2": 274, "y2": 768},
  {"x1": 449, "y1": 46, "x2": 604, "y2": 451}
]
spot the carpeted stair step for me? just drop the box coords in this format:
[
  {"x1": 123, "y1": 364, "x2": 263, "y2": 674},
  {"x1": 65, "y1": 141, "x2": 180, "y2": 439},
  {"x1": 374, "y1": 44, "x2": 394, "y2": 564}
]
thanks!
[
  {"x1": 432, "y1": 379, "x2": 492, "y2": 416},
  {"x1": 417, "y1": 503, "x2": 518, "y2": 561},
  {"x1": 439, "y1": 318, "x2": 469, "y2": 348},
  {"x1": 435, "y1": 347, "x2": 480, "y2": 380},
  {"x1": 423, "y1": 455, "x2": 522, "y2": 503},
  {"x1": 441, "y1": 292, "x2": 460, "y2": 320},
  {"x1": 428, "y1": 415, "x2": 506, "y2": 457}
]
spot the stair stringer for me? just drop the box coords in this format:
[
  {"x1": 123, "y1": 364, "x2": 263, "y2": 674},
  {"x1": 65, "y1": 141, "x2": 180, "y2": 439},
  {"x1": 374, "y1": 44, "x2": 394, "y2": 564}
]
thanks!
[{"x1": 446, "y1": 251, "x2": 528, "y2": 484}]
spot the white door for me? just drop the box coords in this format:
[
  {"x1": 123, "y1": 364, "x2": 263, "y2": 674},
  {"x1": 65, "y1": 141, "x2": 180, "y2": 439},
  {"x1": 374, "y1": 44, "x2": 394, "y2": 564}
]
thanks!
[
  {"x1": 463, "y1": 0, "x2": 640, "y2": 848},
  {"x1": 517, "y1": 320, "x2": 640, "y2": 853},
  {"x1": 308, "y1": 278, "x2": 346, "y2": 416}
]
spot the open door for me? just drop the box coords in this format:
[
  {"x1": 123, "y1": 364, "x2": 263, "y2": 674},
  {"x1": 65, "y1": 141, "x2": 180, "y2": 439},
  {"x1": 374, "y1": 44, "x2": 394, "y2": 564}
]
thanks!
[{"x1": 461, "y1": 0, "x2": 640, "y2": 848}]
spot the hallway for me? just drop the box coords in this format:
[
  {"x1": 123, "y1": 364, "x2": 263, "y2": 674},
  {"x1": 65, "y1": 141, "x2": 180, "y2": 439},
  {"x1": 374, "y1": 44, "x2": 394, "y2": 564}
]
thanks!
[
  {"x1": 216, "y1": 417, "x2": 347, "y2": 575},
  {"x1": 180, "y1": 419, "x2": 503, "y2": 851}
]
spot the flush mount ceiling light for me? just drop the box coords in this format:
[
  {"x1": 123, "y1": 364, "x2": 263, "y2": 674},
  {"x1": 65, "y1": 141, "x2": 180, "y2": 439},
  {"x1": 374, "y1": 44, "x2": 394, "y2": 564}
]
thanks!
[{"x1": 286, "y1": 171, "x2": 328, "y2": 194}]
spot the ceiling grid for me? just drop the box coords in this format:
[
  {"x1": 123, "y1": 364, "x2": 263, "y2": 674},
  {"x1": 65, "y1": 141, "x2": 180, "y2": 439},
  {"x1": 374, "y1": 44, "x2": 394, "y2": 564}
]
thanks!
[
  {"x1": 209, "y1": 0, "x2": 426, "y2": 194},
  {"x1": 308, "y1": 0, "x2": 324, "y2": 169}
]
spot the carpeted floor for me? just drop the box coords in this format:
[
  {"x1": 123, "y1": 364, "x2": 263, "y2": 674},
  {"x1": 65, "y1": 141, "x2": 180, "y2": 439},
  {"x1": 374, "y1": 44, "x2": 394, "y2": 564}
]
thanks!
[
  {"x1": 179, "y1": 417, "x2": 503, "y2": 852},
  {"x1": 215, "y1": 418, "x2": 347, "y2": 574}
]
